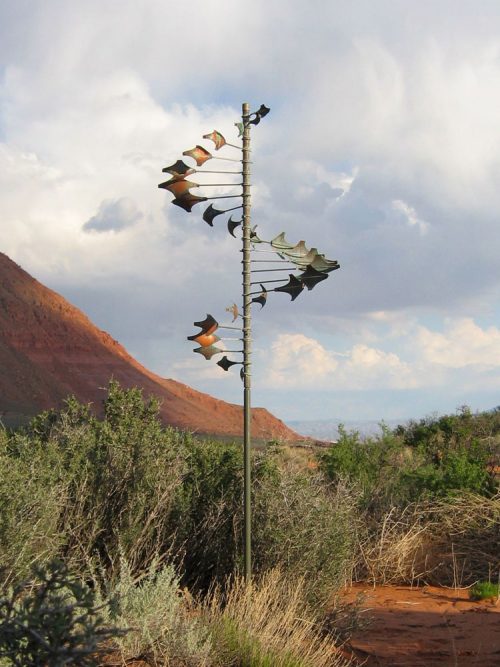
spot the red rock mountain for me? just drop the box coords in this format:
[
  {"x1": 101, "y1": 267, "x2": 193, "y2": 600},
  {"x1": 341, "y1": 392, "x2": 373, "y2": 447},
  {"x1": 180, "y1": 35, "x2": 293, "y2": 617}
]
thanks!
[{"x1": 0, "y1": 252, "x2": 298, "y2": 440}]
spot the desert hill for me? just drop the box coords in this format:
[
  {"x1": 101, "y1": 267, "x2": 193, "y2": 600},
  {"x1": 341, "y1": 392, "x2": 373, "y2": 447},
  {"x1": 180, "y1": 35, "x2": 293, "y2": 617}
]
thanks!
[{"x1": 0, "y1": 252, "x2": 298, "y2": 440}]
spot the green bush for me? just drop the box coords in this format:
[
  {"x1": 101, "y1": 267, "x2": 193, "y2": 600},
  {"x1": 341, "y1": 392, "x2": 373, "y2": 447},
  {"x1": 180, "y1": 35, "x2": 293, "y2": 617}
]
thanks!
[
  {"x1": 96, "y1": 556, "x2": 212, "y2": 665},
  {"x1": 0, "y1": 560, "x2": 121, "y2": 666},
  {"x1": 468, "y1": 580, "x2": 499, "y2": 601}
]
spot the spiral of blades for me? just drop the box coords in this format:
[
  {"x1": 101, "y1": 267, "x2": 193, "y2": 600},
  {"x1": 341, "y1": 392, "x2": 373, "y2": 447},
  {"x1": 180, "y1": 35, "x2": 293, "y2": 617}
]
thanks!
[{"x1": 158, "y1": 103, "x2": 340, "y2": 376}]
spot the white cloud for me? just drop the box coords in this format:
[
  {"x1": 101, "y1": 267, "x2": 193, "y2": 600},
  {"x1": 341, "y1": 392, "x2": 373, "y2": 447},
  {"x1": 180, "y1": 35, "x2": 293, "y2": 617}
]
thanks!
[
  {"x1": 392, "y1": 199, "x2": 429, "y2": 235},
  {"x1": 264, "y1": 333, "x2": 411, "y2": 390},
  {"x1": 416, "y1": 318, "x2": 500, "y2": 369}
]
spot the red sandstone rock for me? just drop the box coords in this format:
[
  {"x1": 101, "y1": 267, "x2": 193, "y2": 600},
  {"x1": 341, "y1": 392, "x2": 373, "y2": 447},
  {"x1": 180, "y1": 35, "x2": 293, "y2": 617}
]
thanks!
[{"x1": 0, "y1": 252, "x2": 299, "y2": 440}]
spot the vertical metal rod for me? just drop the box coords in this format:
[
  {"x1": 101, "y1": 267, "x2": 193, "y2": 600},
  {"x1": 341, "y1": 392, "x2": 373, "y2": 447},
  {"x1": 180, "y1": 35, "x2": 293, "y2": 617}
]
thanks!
[{"x1": 242, "y1": 102, "x2": 252, "y2": 582}]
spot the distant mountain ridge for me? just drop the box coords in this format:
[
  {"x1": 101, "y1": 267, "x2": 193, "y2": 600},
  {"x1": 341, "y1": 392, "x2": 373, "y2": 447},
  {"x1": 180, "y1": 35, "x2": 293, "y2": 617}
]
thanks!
[
  {"x1": 0, "y1": 252, "x2": 298, "y2": 440},
  {"x1": 286, "y1": 418, "x2": 409, "y2": 442}
]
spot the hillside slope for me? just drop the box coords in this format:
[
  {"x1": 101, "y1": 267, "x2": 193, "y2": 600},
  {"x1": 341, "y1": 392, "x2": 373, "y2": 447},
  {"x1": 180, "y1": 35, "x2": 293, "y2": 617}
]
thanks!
[{"x1": 0, "y1": 252, "x2": 297, "y2": 440}]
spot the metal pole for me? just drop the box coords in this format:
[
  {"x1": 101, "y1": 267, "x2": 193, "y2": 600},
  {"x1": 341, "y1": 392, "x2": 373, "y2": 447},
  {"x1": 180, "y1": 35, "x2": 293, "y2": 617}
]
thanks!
[{"x1": 242, "y1": 102, "x2": 252, "y2": 581}]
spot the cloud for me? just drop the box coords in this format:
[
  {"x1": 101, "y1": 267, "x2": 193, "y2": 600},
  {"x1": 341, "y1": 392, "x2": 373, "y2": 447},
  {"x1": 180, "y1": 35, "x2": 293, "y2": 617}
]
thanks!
[
  {"x1": 83, "y1": 197, "x2": 143, "y2": 233},
  {"x1": 263, "y1": 333, "x2": 411, "y2": 391},
  {"x1": 416, "y1": 318, "x2": 500, "y2": 369},
  {"x1": 1, "y1": 1, "x2": 500, "y2": 419},
  {"x1": 392, "y1": 199, "x2": 429, "y2": 235}
]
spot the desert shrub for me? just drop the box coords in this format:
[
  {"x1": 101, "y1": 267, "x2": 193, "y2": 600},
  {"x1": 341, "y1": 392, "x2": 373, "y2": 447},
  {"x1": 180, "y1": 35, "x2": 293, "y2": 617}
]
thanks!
[
  {"x1": 0, "y1": 383, "x2": 192, "y2": 584},
  {"x1": 252, "y1": 461, "x2": 359, "y2": 603},
  {"x1": 0, "y1": 560, "x2": 121, "y2": 667},
  {"x1": 169, "y1": 438, "x2": 244, "y2": 590},
  {"x1": 96, "y1": 556, "x2": 212, "y2": 665},
  {"x1": 400, "y1": 448, "x2": 493, "y2": 500},
  {"x1": 204, "y1": 569, "x2": 351, "y2": 667},
  {"x1": 321, "y1": 412, "x2": 499, "y2": 508},
  {"x1": 0, "y1": 431, "x2": 67, "y2": 584}
]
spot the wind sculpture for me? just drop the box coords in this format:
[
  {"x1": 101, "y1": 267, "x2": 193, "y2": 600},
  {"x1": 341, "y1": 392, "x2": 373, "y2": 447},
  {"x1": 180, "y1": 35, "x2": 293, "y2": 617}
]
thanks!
[{"x1": 159, "y1": 103, "x2": 339, "y2": 580}]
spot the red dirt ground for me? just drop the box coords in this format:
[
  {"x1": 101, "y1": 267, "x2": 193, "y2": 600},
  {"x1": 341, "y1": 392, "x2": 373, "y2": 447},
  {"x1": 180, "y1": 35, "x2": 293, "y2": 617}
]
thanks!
[{"x1": 341, "y1": 584, "x2": 500, "y2": 666}]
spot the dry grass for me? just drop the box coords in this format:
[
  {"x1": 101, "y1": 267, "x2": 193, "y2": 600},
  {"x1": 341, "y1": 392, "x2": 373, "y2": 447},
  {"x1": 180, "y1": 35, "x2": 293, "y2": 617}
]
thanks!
[
  {"x1": 355, "y1": 504, "x2": 434, "y2": 586},
  {"x1": 204, "y1": 569, "x2": 352, "y2": 667},
  {"x1": 354, "y1": 492, "x2": 500, "y2": 587}
]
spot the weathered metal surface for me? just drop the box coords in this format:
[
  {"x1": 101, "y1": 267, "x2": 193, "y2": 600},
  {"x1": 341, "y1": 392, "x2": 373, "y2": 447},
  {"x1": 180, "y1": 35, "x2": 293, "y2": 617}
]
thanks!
[
  {"x1": 274, "y1": 274, "x2": 304, "y2": 300},
  {"x1": 284, "y1": 247, "x2": 319, "y2": 267},
  {"x1": 187, "y1": 332, "x2": 220, "y2": 346},
  {"x1": 227, "y1": 216, "x2": 242, "y2": 237},
  {"x1": 251, "y1": 284, "x2": 268, "y2": 308},
  {"x1": 270, "y1": 232, "x2": 295, "y2": 250},
  {"x1": 171, "y1": 193, "x2": 208, "y2": 211},
  {"x1": 162, "y1": 159, "x2": 195, "y2": 176},
  {"x1": 194, "y1": 344, "x2": 223, "y2": 360},
  {"x1": 159, "y1": 178, "x2": 199, "y2": 197},
  {"x1": 299, "y1": 265, "x2": 329, "y2": 290},
  {"x1": 193, "y1": 314, "x2": 218, "y2": 335},
  {"x1": 217, "y1": 355, "x2": 241, "y2": 371},
  {"x1": 203, "y1": 130, "x2": 227, "y2": 150},
  {"x1": 203, "y1": 204, "x2": 225, "y2": 226},
  {"x1": 226, "y1": 303, "x2": 239, "y2": 322},
  {"x1": 309, "y1": 255, "x2": 340, "y2": 272},
  {"x1": 183, "y1": 145, "x2": 213, "y2": 166}
]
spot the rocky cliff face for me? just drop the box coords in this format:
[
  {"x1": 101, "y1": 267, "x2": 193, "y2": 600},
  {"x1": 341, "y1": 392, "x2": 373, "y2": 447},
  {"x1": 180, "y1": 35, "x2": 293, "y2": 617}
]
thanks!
[{"x1": 0, "y1": 252, "x2": 298, "y2": 440}]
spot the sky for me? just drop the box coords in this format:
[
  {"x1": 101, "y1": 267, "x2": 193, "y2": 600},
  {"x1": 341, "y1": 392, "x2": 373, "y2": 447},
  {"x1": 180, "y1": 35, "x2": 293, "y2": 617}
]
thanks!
[{"x1": 1, "y1": 0, "x2": 500, "y2": 423}]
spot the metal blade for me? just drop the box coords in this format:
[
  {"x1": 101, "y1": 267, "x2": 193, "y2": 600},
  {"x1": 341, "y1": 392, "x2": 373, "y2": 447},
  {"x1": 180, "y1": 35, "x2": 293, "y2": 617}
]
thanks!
[
  {"x1": 274, "y1": 274, "x2": 304, "y2": 301},
  {"x1": 203, "y1": 130, "x2": 226, "y2": 150},
  {"x1": 226, "y1": 303, "x2": 239, "y2": 322},
  {"x1": 228, "y1": 216, "x2": 242, "y2": 237},
  {"x1": 282, "y1": 240, "x2": 311, "y2": 259},
  {"x1": 183, "y1": 145, "x2": 212, "y2": 166},
  {"x1": 270, "y1": 232, "x2": 295, "y2": 250},
  {"x1": 194, "y1": 344, "x2": 223, "y2": 360},
  {"x1": 309, "y1": 255, "x2": 340, "y2": 272},
  {"x1": 159, "y1": 178, "x2": 199, "y2": 197},
  {"x1": 203, "y1": 204, "x2": 225, "y2": 226},
  {"x1": 193, "y1": 314, "x2": 218, "y2": 335},
  {"x1": 251, "y1": 284, "x2": 268, "y2": 308},
  {"x1": 171, "y1": 193, "x2": 208, "y2": 212},
  {"x1": 187, "y1": 332, "x2": 220, "y2": 346},
  {"x1": 299, "y1": 265, "x2": 329, "y2": 290},
  {"x1": 162, "y1": 160, "x2": 195, "y2": 176},
  {"x1": 217, "y1": 356, "x2": 241, "y2": 371}
]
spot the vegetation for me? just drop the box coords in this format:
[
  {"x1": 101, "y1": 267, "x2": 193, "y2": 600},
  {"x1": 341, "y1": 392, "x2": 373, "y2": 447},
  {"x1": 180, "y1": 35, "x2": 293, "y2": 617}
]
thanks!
[
  {"x1": 0, "y1": 560, "x2": 121, "y2": 666},
  {"x1": 0, "y1": 382, "x2": 498, "y2": 664},
  {"x1": 468, "y1": 580, "x2": 499, "y2": 601}
]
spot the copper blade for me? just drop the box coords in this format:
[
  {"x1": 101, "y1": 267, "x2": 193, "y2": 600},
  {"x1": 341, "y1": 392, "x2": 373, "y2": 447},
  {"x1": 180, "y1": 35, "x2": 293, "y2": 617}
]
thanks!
[
  {"x1": 187, "y1": 332, "x2": 220, "y2": 346},
  {"x1": 193, "y1": 314, "x2": 218, "y2": 335},
  {"x1": 226, "y1": 303, "x2": 239, "y2": 322},
  {"x1": 159, "y1": 179, "x2": 199, "y2": 197},
  {"x1": 183, "y1": 145, "x2": 212, "y2": 166},
  {"x1": 203, "y1": 130, "x2": 226, "y2": 150},
  {"x1": 162, "y1": 160, "x2": 195, "y2": 176},
  {"x1": 171, "y1": 193, "x2": 208, "y2": 212}
]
